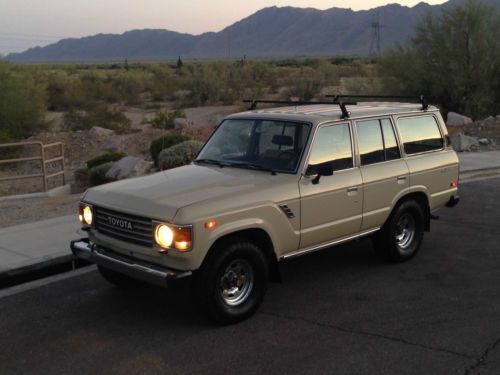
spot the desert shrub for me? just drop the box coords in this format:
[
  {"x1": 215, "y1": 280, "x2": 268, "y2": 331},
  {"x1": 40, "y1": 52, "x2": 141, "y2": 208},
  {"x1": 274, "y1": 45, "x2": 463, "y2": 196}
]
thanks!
[
  {"x1": 62, "y1": 105, "x2": 131, "y2": 134},
  {"x1": 0, "y1": 62, "x2": 47, "y2": 139},
  {"x1": 86, "y1": 152, "x2": 126, "y2": 169},
  {"x1": 88, "y1": 161, "x2": 115, "y2": 186},
  {"x1": 150, "y1": 133, "x2": 190, "y2": 166},
  {"x1": 158, "y1": 140, "x2": 204, "y2": 170},
  {"x1": 379, "y1": 0, "x2": 500, "y2": 118},
  {"x1": 149, "y1": 109, "x2": 186, "y2": 129}
]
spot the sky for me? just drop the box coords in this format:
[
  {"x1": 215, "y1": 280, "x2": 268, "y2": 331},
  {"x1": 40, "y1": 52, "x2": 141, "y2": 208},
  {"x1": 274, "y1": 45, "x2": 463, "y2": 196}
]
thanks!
[{"x1": 0, "y1": 0, "x2": 448, "y2": 55}]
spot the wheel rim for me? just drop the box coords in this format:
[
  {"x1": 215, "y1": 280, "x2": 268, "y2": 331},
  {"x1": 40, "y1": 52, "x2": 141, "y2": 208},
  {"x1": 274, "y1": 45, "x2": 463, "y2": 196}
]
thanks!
[
  {"x1": 395, "y1": 213, "x2": 416, "y2": 250},
  {"x1": 219, "y1": 259, "x2": 254, "y2": 306}
]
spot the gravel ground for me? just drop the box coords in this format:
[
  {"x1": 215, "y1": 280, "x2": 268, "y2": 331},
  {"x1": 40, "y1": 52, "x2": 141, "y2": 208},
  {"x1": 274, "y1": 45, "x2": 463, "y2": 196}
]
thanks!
[{"x1": 0, "y1": 194, "x2": 81, "y2": 228}]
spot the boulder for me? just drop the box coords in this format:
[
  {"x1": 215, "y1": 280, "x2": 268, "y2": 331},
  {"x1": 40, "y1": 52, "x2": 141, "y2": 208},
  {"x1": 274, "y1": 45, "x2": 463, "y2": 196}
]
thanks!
[
  {"x1": 88, "y1": 126, "x2": 115, "y2": 139},
  {"x1": 446, "y1": 112, "x2": 473, "y2": 127},
  {"x1": 174, "y1": 117, "x2": 193, "y2": 130},
  {"x1": 450, "y1": 133, "x2": 479, "y2": 152},
  {"x1": 103, "y1": 135, "x2": 125, "y2": 152},
  {"x1": 105, "y1": 156, "x2": 152, "y2": 180},
  {"x1": 478, "y1": 138, "x2": 489, "y2": 146}
]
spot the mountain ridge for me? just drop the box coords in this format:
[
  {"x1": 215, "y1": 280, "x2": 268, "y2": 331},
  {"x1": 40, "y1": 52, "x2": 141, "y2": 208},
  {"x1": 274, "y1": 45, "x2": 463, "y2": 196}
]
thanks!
[{"x1": 7, "y1": 0, "x2": 498, "y2": 62}]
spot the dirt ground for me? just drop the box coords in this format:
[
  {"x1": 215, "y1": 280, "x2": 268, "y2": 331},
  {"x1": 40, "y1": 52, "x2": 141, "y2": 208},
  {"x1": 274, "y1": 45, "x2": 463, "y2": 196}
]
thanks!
[{"x1": 0, "y1": 194, "x2": 81, "y2": 228}]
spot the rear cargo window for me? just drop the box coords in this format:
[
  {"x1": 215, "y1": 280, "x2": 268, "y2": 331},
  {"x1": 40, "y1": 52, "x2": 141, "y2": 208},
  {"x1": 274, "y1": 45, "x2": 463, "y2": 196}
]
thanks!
[{"x1": 398, "y1": 116, "x2": 443, "y2": 155}]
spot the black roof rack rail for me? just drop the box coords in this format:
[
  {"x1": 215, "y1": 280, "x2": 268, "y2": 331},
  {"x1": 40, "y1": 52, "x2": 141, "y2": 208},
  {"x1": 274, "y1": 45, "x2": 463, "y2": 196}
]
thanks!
[
  {"x1": 242, "y1": 99, "x2": 357, "y2": 119},
  {"x1": 326, "y1": 94, "x2": 429, "y2": 111}
]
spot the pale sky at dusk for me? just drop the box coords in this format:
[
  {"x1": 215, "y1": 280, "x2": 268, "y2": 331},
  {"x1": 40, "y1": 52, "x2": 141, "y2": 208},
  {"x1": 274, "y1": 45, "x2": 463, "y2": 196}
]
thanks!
[{"x1": 0, "y1": 0, "x2": 447, "y2": 55}]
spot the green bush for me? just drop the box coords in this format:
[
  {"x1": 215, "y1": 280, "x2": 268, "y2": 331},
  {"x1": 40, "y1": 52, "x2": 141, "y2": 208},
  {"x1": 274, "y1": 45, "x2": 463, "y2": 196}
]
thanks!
[
  {"x1": 62, "y1": 105, "x2": 131, "y2": 134},
  {"x1": 0, "y1": 62, "x2": 47, "y2": 139},
  {"x1": 88, "y1": 161, "x2": 114, "y2": 186},
  {"x1": 86, "y1": 152, "x2": 126, "y2": 169},
  {"x1": 150, "y1": 133, "x2": 190, "y2": 166},
  {"x1": 158, "y1": 140, "x2": 204, "y2": 170},
  {"x1": 149, "y1": 108, "x2": 186, "y2": 130}
]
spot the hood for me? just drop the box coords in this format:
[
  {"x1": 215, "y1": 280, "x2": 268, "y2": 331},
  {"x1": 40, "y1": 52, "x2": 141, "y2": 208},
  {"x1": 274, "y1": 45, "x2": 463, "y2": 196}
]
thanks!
[{"x1": 83, "y1": 164, "x2": 285, "y2": 221}]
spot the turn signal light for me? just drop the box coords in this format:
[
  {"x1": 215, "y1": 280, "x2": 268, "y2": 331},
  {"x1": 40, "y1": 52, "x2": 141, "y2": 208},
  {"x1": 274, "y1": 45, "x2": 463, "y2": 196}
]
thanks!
[{"x1": 204, "y1": 220, "x2": 218, "y2": 229}]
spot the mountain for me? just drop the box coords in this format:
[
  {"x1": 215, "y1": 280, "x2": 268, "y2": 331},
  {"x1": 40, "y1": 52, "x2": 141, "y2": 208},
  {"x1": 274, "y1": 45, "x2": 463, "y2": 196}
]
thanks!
[{"x1": 7, "y1": 0, "x2": 499, "y2": 62}]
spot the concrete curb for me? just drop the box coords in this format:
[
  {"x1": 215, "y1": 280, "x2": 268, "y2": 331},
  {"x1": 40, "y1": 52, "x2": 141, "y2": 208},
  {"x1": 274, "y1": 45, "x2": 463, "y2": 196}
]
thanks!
[{"x1": 0, "y1": 185, "x2": 71, "y2": 202}]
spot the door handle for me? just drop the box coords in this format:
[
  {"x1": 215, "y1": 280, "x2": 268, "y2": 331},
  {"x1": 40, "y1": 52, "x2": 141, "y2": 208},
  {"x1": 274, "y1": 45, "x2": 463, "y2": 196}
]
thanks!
[
  {"x1": 347, "y1": 186, "x2": 359, "y2": 193},
  {"x1": 397, "y1": 176, "x2": 407, "y2": 182}
]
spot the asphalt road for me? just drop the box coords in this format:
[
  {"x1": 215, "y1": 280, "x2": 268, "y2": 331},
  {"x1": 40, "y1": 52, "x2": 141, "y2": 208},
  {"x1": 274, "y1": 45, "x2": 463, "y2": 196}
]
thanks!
[{"x1": 1, "y1": 178, "x2": 500, "y2": 375}]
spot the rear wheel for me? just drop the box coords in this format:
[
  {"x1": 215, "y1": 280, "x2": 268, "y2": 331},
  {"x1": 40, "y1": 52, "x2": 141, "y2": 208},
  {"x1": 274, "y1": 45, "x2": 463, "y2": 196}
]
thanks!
[
  {"x1": 192, "y1": 239, "x2": 268, "y2": 324},
  {"x1": 97, "y1": 265, "x2": 144, "y2": 288},
  {"x1": 373, "y1": 200, "x2": 425, "y2": 262}
]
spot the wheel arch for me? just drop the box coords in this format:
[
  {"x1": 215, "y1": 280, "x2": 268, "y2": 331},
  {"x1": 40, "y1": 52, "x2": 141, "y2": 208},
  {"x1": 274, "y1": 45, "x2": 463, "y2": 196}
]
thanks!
[
  {"x1": 390, "y1": 191, "x2": 431, "y2": 231},
  {"x1": 203, "y1": 228, "x2": 281, "y2": 282}
]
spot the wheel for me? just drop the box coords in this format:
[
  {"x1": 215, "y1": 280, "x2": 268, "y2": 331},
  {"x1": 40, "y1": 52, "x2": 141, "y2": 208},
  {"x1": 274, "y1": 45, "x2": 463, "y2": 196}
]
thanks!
[
  {"x1": 97, "y1": 265, "x2": 144, "y2": 288},
  {"x1": 373, "y1": 200, "x2": 425, "y2": 262},
  {"x1": 192, "y1": 238, "x2": 268, "y2": 324}
]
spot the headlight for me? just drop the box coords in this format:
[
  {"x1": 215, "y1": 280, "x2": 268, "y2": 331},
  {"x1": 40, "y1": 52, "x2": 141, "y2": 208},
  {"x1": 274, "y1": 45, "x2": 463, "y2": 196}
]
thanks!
[
  {"x1": 79, "y1": 203, "x2": 93, "y2": 227},
  {"x1": 154, "y1": 222, "x2": 192, "y2": 252}
]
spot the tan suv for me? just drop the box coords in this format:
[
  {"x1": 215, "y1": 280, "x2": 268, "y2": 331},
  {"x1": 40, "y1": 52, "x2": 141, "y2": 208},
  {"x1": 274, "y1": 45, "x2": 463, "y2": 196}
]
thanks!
[{"x1": 71, "y1": 96, "x2": 459, "y2": 324}]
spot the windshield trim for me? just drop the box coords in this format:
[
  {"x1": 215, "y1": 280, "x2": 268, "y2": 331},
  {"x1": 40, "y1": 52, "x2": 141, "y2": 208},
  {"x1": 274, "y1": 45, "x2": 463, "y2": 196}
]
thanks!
[{"x1": 195, "y1": 117, "x2": 313, "y2": 175}]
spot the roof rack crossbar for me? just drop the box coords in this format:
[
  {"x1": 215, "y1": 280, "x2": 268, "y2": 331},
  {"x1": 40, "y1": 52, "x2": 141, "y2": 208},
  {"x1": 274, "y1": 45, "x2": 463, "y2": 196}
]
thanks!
[
  {"x1": 242, "y1": 99, "x2": 357, "y2": 118},
  {"x1": 326, "y1": 94, "x2": 429, "y2": 110}
]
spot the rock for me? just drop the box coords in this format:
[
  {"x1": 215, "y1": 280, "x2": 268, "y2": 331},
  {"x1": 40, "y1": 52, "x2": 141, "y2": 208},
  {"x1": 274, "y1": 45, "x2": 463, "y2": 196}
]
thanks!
[
  {"x1": 447, "y1": 112, "x2": 473, "y2": 127},
  {"x1": 71, "y1": 167, "x2": 90, "y2": 193},
  {"x1": 483, "y1": 116, "x2": 496, "y2": 127},
  {"x1": 88, "y1": 126, "x2": 115, "y2": 139},
  {"x1": 103, "y1": 135, "x2": 125, "y2": 152},
  {"x1": 478, "y1": 138, "x2": 489, "y2": 145},
  {"x1": 174, "y1": 118, "x2": 192, "y2": 130},
  {"x1": 450, "y1": 133, "x2": 479, "y2": 152},
  {"x1": 105, "y1": 156, "x2": 152, "y2": 180}
]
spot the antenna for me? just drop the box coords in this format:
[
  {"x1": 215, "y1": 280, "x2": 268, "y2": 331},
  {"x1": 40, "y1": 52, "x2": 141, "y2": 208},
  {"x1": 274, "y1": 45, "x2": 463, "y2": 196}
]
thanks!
[{"x1": 369, "y1": 13, "x2": 385, "y2": 58}]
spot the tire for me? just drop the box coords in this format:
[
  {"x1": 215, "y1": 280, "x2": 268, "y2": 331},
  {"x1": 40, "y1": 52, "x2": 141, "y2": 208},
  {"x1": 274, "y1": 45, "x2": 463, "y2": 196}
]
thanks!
[
  {"x1": 98, "y1": 265, "x2": 144, "y2": 288},
  {"x1": 373, "y1": 200, "x2": 425, "y2": 262},
  {"x1": 192, "y1": 238, "x2": 269, "y2": 325}
]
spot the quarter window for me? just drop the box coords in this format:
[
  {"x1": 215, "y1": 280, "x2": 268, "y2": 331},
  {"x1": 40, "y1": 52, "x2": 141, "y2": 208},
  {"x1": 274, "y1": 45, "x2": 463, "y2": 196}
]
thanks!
[
  {"x1": 357, "y1": 118, "x2": 401, "y2": 166},
  {"x1": 398, "y1": 116, "x2": 444, "y2": 154},
  {"x1": 307, "y1": 123, "x2": 353, "y2": 174}
]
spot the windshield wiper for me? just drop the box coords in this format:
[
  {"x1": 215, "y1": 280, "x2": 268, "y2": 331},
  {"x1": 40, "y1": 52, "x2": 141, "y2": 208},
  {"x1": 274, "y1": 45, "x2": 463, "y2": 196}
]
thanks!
[
  {"x1": 193, "y1": 158, "x2": 229, "y2": 168},
  {"x1": 226, "y1": 161, "x2": 278, "y2": 175}
]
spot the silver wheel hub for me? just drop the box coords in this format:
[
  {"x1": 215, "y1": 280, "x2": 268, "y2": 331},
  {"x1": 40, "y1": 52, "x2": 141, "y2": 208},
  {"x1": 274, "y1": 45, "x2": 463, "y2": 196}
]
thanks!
[
  {"x1": 219, "y1": 259, "x2": 254, "y2": 306},
  {"x1": 395, "y1": 213, "x2": 416, "y2": 250}
]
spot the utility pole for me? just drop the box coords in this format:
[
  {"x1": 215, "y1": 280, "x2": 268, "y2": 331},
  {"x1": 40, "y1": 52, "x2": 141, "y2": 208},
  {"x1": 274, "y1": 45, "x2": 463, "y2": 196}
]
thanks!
[{"x1": 369, "y1": 13, "x2": 385, "y2": 58}]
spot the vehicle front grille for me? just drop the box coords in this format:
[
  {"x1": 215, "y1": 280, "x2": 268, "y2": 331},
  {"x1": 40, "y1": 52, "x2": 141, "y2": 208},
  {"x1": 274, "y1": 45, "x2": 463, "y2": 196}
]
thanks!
[{"x1": 94, "y1": 206, "x2": 153, "y2": 248}]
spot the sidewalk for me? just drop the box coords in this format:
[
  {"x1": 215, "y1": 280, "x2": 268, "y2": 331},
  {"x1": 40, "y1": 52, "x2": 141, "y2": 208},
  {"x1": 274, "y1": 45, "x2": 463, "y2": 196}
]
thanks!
[
  {"x1": 0, "y1": 150, "x2": 499, "y2": 286},
  {"x1": 457, "y1": 150, "x2": 500, "y2": 173},
  {"x1": 0, "y1": 215, "x2": 82, "y2": 278}
]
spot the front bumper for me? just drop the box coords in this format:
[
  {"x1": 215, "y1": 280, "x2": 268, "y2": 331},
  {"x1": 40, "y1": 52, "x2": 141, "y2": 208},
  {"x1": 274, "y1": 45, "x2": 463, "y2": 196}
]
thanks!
[{"x1": 70, "y1": 238, "x2": 192, "y2": 287}]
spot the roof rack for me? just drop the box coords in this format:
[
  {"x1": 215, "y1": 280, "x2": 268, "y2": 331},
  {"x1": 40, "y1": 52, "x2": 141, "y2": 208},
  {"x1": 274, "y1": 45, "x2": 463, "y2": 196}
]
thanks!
[
  {"x1": 242, "y1": 99, "x2": 357, "y2": 119},
  {"x1": 326, "y1": 95, "x2": 429, "y2": 111}
]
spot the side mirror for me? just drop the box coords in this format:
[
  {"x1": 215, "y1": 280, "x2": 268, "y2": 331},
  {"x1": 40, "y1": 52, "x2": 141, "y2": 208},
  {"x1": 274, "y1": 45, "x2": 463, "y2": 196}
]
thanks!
[{"x1": 308, "y1": 162, "x2": 334, "y2": 185}]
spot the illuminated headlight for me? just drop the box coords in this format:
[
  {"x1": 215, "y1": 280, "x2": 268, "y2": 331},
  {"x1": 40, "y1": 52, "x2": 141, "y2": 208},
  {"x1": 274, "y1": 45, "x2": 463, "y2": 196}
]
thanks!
[
  {"x1": 78, "y1": 203, "x2": 93, "y2": 227},
  {"x1": 154, "y1": 222, "x2": 193, "y2": 252}
]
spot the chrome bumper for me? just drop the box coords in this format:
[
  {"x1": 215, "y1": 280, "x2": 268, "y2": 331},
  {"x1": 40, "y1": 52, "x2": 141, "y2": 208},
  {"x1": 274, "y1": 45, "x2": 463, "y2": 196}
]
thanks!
[{"x1": 70, "y1": 238, "x2": 192, "y2": 287}]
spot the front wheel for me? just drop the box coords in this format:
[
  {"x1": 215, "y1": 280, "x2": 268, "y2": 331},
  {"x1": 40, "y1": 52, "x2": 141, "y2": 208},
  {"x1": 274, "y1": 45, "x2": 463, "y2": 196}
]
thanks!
[
  {"x1": 192, "y1": 239, "x2": 268, "y2": 324},
  {"x1": 373, "y1": 200, "x2": 425, "y2": 262}
]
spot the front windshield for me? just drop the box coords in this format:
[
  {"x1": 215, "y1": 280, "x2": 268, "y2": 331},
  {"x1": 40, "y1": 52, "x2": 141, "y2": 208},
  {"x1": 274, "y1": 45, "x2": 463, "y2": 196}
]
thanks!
[{"x1": 196, "y1": 119, "x2": 311, "y2": 173}]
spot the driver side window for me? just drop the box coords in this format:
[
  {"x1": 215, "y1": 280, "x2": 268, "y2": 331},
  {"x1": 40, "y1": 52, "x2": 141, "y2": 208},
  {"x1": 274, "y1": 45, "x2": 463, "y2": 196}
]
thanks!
[{"x1": 307, "y1": 123, "x2": 353, "y2": 175}]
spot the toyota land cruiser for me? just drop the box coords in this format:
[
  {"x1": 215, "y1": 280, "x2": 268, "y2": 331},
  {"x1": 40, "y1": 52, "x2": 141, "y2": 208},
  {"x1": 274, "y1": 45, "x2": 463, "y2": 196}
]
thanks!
[{"x1": 71, "y1": 96, "x2": 460, "y2": 324}]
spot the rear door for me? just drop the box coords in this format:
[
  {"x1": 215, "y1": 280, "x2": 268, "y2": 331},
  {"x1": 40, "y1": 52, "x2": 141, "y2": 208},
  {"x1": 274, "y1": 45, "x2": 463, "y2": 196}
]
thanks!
[
  {"x1": 299, "y1": 122, "x2": 363, "y2": 248},
  {"x1": 355, "y1": 117, "x2": 410, "y2": 230}
]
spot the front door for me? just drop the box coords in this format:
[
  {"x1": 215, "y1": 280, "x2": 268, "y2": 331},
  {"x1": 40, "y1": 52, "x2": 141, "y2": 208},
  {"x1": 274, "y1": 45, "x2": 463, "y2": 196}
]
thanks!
[{"x1": 299, "y1": 122, "x2": 363, "y2": 249}]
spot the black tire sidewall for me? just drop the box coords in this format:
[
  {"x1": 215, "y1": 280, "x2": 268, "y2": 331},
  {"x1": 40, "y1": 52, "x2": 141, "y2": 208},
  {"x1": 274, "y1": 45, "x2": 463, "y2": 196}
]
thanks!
[{"x1": 193, "y1": 240, "x2": 268, "y2": 324}]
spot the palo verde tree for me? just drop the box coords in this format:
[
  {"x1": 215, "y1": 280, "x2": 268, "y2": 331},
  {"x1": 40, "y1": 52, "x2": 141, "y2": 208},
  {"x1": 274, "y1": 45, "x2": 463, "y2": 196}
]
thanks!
[{"x1": 380, "y1": 0, "x2": 500, "y2": 119}]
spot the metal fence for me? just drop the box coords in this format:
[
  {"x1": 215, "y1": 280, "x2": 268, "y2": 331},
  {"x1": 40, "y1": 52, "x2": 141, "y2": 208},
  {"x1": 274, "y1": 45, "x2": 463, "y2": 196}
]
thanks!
[{"x1": 0, "y1": 141, "x2": 65, "y2": 192}]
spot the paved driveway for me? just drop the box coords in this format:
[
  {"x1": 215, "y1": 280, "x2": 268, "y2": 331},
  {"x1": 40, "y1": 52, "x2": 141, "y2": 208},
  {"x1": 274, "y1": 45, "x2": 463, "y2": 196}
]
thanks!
[{"x1": 0, "y1": 178, "x2": 499, "y2": 374}]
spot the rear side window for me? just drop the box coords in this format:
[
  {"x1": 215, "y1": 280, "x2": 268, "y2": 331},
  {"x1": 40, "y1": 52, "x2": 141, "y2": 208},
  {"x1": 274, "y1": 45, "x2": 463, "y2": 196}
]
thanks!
[
  {"x1": 398, "y1": 116, "x2": 444, "y2": 155},
  {"x1": 357, "y1": 118, "x2": 401, "y2": 166}
]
